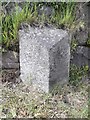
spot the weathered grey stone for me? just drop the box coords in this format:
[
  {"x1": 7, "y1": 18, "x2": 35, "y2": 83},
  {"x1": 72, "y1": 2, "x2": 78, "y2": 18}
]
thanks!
[
  {"x1": 76, "y1": 46, "x2": 90, "y2": 59},
  {"x1": 71, "y1": 46, "x2": 90, "y2": 67},
  {"x1": 88, "y1": 4, "x2": 90, "y2": 34},
  {"x1": 19, "y1": 26, "x2": 70, "y2": 93},
  {"x1": 2, "y1": 51, "x2": 19, "y2": 69},
  {"x1": 5, "y1": 3, "x2": 22, "y2": 15},
  {"x1": 0, "y1": 46, "x2": 2, "y2": 69},
  {"x1": 72, "y1": 3, "x2": 88, "y2": 44},
  {"x1": 73, "y1": 28, "x2": 88, "y2": 44},
  {"x1": 38, "y1": 5, "x2": 55, "y2": 17}
]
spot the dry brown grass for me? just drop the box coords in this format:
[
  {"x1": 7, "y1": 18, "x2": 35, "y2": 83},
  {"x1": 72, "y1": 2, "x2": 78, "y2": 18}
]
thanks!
[{"x1": 1, "y1": 81, "x2": 88, "y2": 118}]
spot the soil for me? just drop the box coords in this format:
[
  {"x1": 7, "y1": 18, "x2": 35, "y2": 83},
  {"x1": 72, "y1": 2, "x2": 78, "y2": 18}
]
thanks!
[{"x1": 2, "y1": 69, "x2": 21, "y2": 84}]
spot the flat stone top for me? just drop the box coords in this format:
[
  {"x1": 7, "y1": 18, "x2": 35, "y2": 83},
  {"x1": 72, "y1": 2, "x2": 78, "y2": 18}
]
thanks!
[{"x1": 19, "y1": 26, "x2": 69, "y2": 50}]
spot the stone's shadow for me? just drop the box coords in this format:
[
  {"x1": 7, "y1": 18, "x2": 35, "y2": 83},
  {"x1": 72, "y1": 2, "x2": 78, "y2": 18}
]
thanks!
[{"x1": 49, "y1": 37, "x2": 70, "y2": 91}]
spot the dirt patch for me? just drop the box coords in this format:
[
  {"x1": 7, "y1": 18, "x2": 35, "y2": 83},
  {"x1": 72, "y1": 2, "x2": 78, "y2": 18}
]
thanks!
[{"x1": 2, "y1": 69, "x2": 21, "y2": 84}]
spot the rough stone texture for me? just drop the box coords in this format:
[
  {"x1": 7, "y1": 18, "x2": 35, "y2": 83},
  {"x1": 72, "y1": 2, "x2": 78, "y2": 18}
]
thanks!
[
  {"x1": 71, "y1": 3, "x2": 88, "y2": 45},
  {"x1": 71, "y1": 3, "x2": 89, "y2": 73},
  {"x1": 73, "y1": 28, "x2": 88, "y2": 44},
  {"x1": 75, "y1": 3, "x2": 88, "y2": 23},
  {"x1": 38, "y1": 5, "x2": 55, "y2": 17},
  {"x1": 2, "y1": 51, "x2": 19, "y2": 69},
  {"x1": 0, "y1": 46, "x2": 2, "y2": 69},
  {"x1": 71, "y1": 46, "x2": 90, "y2": 67},
  {"x1": 88, "y1": 3, "x2": 90, "y2": 34},
  {"x1": 3, "y1": 2, "x2": 22, "y2": 15},
  {"x1": 19, "y1": 26, "x2": 70, "y2": 93}
]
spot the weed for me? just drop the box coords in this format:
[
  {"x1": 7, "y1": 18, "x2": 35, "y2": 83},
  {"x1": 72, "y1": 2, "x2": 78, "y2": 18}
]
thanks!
[
  {"x1": 1, "y1": 2, "x2": 76, "y2": 48},
  {"x1": 2, "y1": 2, "x2": 37, "y2": 47},
  {"x1": 87, "y1": 37, "x2": 90, "y2": 45},
  {"x1": 1, "y1": 81, "x2": 88, "y2": 118},
  {"x1": 71, "y1": 39, "x2": 78, "y2": 52},
  {"x1": 51, "y1": 2, "x2": 75, "y2": 28},
  {"x1": 69, "y1": 64, "x2": 89, "y2": 87},
  {"x1": 51, "y1": 83, "x2": 64, "y2": 95}
]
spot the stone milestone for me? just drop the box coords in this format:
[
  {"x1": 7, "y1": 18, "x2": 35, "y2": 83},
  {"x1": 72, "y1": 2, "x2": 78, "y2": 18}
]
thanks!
[{"x1": 19, "y1": 25, "x2": 70, "y2": 93}]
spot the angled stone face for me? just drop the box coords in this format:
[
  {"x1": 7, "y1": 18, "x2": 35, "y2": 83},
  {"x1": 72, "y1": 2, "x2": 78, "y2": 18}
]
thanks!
[{"x1": 19, "y1": 26, "x2": 70, "y2": 93}]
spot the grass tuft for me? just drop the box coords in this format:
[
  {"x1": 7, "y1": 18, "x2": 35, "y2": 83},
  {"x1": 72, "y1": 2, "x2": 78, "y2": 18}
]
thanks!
[{"x1": 1, "y1": 2, "x2": 76, "y2": 48}]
